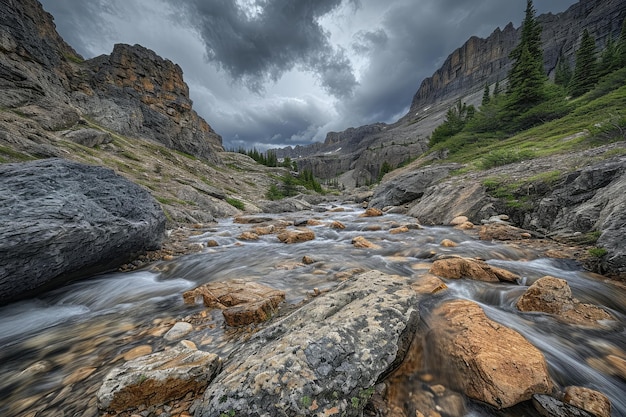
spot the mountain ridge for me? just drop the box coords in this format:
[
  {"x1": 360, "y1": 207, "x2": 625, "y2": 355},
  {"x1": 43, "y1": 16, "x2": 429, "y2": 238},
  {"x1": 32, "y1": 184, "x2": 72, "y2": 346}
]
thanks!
[{"x1": 275, "y1": 0, "x2": 626, "y2": 187}]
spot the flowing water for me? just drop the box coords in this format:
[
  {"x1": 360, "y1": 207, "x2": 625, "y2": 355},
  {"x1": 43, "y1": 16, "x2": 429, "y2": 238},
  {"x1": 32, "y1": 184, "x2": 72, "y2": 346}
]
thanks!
[{"x1": 0, "y1": 204, "x2": 624, "y2": 416}]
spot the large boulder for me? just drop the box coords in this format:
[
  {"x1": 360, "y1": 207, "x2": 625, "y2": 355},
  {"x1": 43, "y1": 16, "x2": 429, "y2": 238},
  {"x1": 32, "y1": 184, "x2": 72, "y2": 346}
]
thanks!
[
  {"x1": 369, "y1": 164, "x2": 461, "y2": 209},
  {"x1": 0, "y1": 158, "x2": 165, "y2": 304},
  {"x1": 196, "y1": 271, "x2": 419, "y2": 417},
  {"x1": 427, "y1": 299, "x2": 553, "y2": 409}
]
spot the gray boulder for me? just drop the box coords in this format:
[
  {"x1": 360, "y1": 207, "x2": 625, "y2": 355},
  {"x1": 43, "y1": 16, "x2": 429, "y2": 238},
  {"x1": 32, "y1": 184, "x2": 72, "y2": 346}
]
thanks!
[
  {"x1": 0, "y1": 158, "x2": 165, "y2": 304},
  {"x1": 196, "y1": 270, "x2": 419, "y2": 417},
  {"x1": 369, "y1": 163, "x2": 461, "y2": 209}
]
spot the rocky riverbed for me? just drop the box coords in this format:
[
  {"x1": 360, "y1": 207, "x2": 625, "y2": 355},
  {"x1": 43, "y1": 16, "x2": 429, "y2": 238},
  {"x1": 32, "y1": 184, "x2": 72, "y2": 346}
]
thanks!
[{"x1": 0, "y1": 203, "x2": 624, "y2": 417}]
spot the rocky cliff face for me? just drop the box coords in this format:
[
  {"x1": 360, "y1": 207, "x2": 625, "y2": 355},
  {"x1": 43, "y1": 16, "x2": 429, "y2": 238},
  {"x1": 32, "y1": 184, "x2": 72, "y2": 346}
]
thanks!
[
  {"x1": 410, "y1": 0, "x2": 626, "y2": 113},
  {"x1": 0, "y1": 0, "x2": 223, "y2": 163},
  {"x1": 73, "y1": 44, "x2": 223, "y2": 162}
]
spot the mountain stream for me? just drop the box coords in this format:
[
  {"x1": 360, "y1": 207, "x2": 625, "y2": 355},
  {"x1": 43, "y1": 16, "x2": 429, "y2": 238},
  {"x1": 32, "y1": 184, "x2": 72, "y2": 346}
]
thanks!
[{"x1": 0, "y1": 204, "x2": 624, "y2": 416}]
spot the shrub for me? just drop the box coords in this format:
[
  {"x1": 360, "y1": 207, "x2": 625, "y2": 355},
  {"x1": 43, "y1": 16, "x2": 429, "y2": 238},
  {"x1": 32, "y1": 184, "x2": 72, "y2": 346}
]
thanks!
[
  {"x1": 226, "y1": 197, "x2": 245, "y2": 210},
  {"x1": 480, "y1": 149, "x2": 535, "y2": 170}
]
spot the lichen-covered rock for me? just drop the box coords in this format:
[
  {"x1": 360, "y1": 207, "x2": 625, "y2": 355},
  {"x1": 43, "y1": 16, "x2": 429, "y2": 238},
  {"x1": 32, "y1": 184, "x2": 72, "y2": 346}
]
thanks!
[
  {"x1": 430, "y1": 257, "x2": 519, "y2": 282},
  {"x1": 97, "y1": 341, "x2": 221, "y2": 413},
  {"x1": 427, "y1": 300, "x2": 553, "y2": 408},
  {"x1": 0, "y1": 158, "x2": 165, "y2": 305},
  {"x1": 196, "y1": 271, "x2": 419, "y2": 417}
]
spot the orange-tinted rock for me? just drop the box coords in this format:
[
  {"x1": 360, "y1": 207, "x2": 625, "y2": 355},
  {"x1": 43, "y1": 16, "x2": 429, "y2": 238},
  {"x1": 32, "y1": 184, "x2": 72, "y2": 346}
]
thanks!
[
  {"x1": 361, "y1": 207, "x2": 383, "y2": 217},
  {"x1": 430, "y1": 257, "x2": 519, "y2": 282},
  {"x1": 390, "y1": 226, "x2": 409, "y2": 234},
  {"x1": 238, "y1": 231, "x2": 259, "y2": 240},
  {"x1": 479, "y1": 223, "x2": 530, "y2": 241},
  {"x1": 411, "y1": 274, "x2": 448, "y2": 295},
  {"x1": 428, "y1": 300, "x2": 553, "y2": 408},
  {"x1": 302, "y1": 256, "x2": 316, "y2": 265},
  {"x1": 206, "y1": 240, "x2": 219, "y2": 247},
  {"x1": 440, "y1": 239, "x2": 457, "y2": 247},
  {"x1": 329, "y1": 221, "x2": 346, "y2": 229},
  {"x1": 516, "y1": 276, "x2": 614, "y2": 328},
  {"x1": 450, "y1": 216, "x2": 468, "y2": 226},
  {"x1": 277, "y1": 228, "x2": 316, "y2": 244},
  {"x1": 183, "y1": 280, "x2": 286, "y2": 326},
  {"x1": 307, "y1": 219, "x2": 324, "y2": 226},
  {"x1": 351, "y1": 236, "x2": 381, "y2": 249},
  {"x1": 563, "y1": 386, "x2": 611, "y2": 417}
]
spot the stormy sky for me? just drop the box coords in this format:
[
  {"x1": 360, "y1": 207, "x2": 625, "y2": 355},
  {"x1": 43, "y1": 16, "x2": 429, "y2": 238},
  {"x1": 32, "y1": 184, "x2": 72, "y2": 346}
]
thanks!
[{"x1": 39, "y1": 0, "x2": 578, "y2": 150}]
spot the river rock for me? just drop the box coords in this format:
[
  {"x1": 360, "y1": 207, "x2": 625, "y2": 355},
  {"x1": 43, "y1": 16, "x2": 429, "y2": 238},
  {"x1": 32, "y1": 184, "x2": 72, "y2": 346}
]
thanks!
[
  {"x1": 430, "y1": 257, "x2": 519, "y2": 282},
  {"x1": 361, "y1": 207, "x2": 384, "y2": 217},
  {"x1": 196, "y1": 271, "x2": 419, "y2": 417},
  {"x1": 352, "y1": 236, "x2": 381, "y2": 249},
  {"x1": 563, "y1": 386, "x2": 611, "y2": 417},
  {"x1": 427, "y1": 300, "x2": 553, "y2": 409},
  {"x1": 516, "y1": 276, "x2": 613, "y2": 328},
  {"x1": 163, "y1": 322, "x2": 193, "y2": 341},
  {"x1": 479, "y1": 223, "x2": 531, "y2": 241},
  {"x1": 183, "y1": 280, "x2": 286, "y2": 327},
  {"x1": 277, "y1": 227, "x2": 316, "y2": 244},
  {"x1": 0, "y1": 158, "x2": 165, "y2": 305},
  {"x1": 97, "y1": 341, "x2": 221, "y2": 413}
]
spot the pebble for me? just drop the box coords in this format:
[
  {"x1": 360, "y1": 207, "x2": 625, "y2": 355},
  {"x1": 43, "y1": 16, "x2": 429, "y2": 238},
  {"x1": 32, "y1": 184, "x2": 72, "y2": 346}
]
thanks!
[{"x1": 164, "y1": 322, "x2": 193, "y2": 341}]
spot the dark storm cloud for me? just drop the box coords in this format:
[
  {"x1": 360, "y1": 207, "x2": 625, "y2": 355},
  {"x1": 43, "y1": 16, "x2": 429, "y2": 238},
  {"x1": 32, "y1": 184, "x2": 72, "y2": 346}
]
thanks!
[
  {"x1": 179, "y1": 0, "x2": 359, "y2": 97},
  {"x1": 199, "y1": 95, "x2": 335, "y2": 150},
  {"x1": 37, "y1": 0, "x2": 113, "y2": 57}
]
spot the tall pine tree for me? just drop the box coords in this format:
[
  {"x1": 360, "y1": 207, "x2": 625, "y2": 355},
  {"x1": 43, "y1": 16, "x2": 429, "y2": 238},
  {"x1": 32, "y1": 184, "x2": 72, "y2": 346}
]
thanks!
[
  {"x1": 570, "y1": 29, "x2": 598, "y2": 97},
  {"x1": 554, "y1": 53, "x2": 572, "y2": 88},
  {"x1": 507, "y1": 0, "x2": 546, "y2": 110}
]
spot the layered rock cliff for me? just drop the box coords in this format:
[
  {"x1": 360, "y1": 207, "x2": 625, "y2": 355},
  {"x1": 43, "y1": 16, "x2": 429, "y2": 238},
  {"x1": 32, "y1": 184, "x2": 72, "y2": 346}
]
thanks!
[
  {"x1": 410, "y1": 0, "x2": 626, "y2": 113},
  {"x1": 0, "y1": 0, "x2": 223, "y2": 163},
  {"x1": 73, "y1": 44, "x2": 223, "y2": 162}
]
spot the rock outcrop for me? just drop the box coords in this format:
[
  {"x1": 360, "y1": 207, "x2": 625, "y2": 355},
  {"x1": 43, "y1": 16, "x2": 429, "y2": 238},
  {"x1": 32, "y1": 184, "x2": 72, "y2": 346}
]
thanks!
[
  {"x1": 426, "y1": 299, "x2": 554, "y2": 409},
  {"x1": 386, "y1": 152, "x2": 626, "y2": 278},
  {"x1": 73, "y1": 43, "x2": 223, "y2": 162},
  {"x1": 369, "y1": 163, "x2": 461, "y2": 209},
  {"x1": 0, "y1": 0, "x2": 223, "y2": 164},
  {"x1": 0, "y1": 159, "x2": 165, "y2": 304},
  {"x1": 196, "y1": 271, "x2": 419, "y2": 417}
]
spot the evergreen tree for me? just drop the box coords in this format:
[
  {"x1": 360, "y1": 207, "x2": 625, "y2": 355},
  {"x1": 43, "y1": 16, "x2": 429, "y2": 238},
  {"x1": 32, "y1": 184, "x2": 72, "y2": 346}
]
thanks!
[
  {"x1": 493, "y1": 79, "x2": 501, "y2": 97},
  {"x1": 570, "y1": 29, "x2": 598, "y2": 97},
  {"x1": 507, "y1": 0, "x2": 546, "y2": 109},
  {"x1": 482, "y1": 83, "x2": 491, "y2": 106},
  {"x1": 554, "y1": 53, "x2": 572, "y2": 88},
  {"x1": 618, "y1": 17, "x2": 626, "y2": 67},
  {"x1": 598, "y1": 37, "x2": 619, "y2": 77}
]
